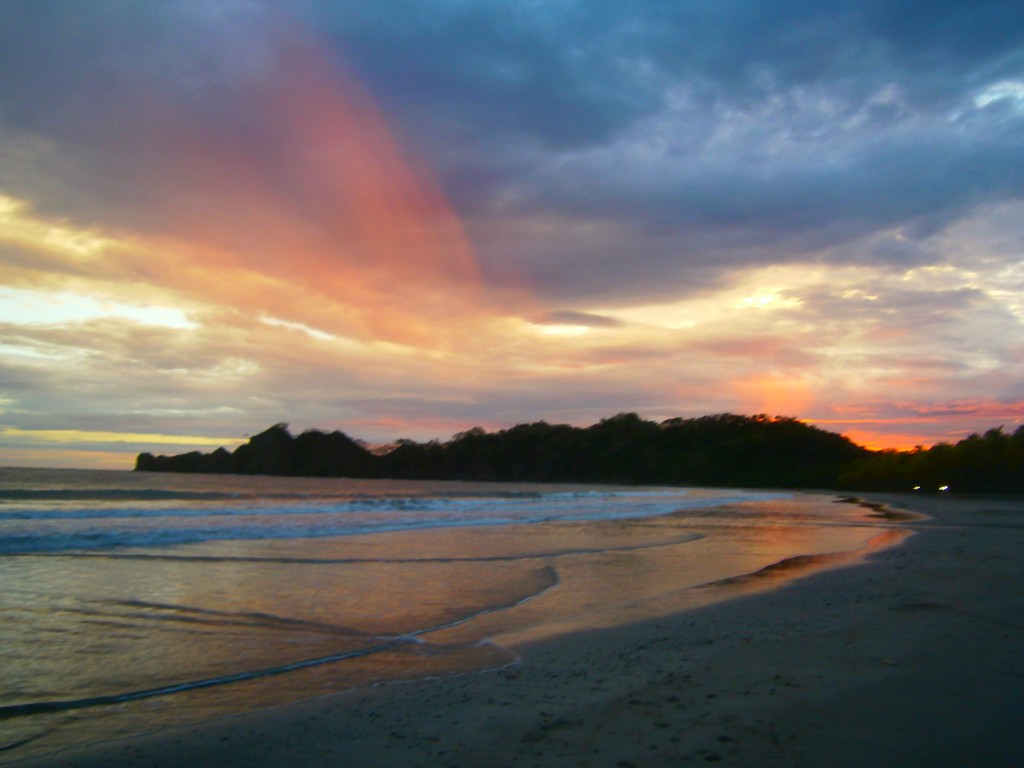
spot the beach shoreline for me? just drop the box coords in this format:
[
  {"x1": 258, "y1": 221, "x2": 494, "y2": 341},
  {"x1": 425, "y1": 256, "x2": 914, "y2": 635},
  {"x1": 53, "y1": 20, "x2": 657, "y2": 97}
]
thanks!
[{"x1": 18, "y1": 493, "x2": 1024, "y2": 767}]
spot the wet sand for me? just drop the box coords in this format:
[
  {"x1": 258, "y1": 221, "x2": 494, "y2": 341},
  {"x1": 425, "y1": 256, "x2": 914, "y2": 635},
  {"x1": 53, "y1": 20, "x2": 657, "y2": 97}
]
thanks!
[{"x1": 20, "y1": 494, "x2": 1024, "y2": 767}]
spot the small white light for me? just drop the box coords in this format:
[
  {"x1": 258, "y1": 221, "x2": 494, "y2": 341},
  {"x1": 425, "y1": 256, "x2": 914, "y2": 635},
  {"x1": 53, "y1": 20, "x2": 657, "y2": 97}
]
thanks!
[
  {"x1": 939, "y1": 485, "x2": 949, "y2": 491},
  {"x1": 912, "y1": 486, "x2": 921, "y2": 491}
]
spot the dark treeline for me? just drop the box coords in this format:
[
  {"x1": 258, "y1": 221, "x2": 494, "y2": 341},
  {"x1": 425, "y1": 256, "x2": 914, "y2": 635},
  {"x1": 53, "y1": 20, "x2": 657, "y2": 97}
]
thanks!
[
  {"x1": 836, "y1": 426, "x2": 1024, "y2": 493},
  {"x1": 136, "y1": 413, "x2": 870, "y2": 489},
  {"x1": 135, "y1": 414, "x2": 1024, "y2": 493}
]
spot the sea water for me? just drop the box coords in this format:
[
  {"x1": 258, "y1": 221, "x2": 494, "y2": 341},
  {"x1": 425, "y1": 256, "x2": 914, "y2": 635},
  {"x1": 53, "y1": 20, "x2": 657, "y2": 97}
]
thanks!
[{"x1": 0, "y1": 468, "x2": 901, "y2": 762}]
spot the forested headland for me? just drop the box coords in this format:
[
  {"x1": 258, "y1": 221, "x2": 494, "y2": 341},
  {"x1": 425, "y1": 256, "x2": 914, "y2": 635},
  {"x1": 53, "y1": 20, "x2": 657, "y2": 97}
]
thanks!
[{"x1": 135, "y1": 413, "x2": 1024, "y2": 494}]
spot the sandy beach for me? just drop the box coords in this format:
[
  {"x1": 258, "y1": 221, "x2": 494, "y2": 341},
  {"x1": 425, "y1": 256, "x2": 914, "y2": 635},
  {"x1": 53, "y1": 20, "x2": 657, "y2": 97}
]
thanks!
[{"x1": 19, "y1": 493, "x2": 1024, "y2": 767}]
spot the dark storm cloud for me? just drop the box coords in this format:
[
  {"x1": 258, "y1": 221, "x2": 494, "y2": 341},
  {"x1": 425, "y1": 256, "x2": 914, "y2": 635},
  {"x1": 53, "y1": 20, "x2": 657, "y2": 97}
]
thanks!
[
  {"x1": 308, "y1": 1, "x2": 661, "y2": 149},
  {"x1": 0, "y1": 3, "x2": 208, "y2": 225},
  {"x1": 293, "y1": 0, "x2": 1024, "y2": 302},
  {"x1": 528, "y1": 119, "x2": 1024, "y2": 240},
  {"x1": 0, "y1": 2, "x2": 322, "y2": 233},
  {"x1": 316, "y1": 0, "x2": 1024, "y2": 145}
]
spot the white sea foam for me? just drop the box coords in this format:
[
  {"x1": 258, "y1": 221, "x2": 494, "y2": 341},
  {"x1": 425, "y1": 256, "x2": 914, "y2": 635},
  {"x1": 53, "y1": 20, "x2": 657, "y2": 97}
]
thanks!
[{"x1": 0, "y1": 468, "x2": 788, "y2": 553}]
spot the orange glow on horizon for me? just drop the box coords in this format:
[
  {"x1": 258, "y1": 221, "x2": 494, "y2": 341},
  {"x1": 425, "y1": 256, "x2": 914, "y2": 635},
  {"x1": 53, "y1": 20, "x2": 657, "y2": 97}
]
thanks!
[
  {"x1": 811, "y1": 401, "x2": 1024, "y2": 451},
  {"x1": 838, "y1": 429, "x2": 935, "y2": 452}
]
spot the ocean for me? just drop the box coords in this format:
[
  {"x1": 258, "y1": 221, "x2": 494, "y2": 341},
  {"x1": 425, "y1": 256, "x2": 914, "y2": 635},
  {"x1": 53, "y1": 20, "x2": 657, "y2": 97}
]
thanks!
[{"x1": 0, "y1": 468, "x2": 901, "y2": 763}]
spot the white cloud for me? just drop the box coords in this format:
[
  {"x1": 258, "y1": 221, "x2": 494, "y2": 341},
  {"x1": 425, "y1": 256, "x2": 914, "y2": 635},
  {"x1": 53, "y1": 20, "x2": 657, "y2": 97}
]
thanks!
[
  {"x1": 0, "y1": 287, "x2": 196, "y2": 330},
  {"x1": 974, "y1": 80, "x2": 1024, "y2": 110}
]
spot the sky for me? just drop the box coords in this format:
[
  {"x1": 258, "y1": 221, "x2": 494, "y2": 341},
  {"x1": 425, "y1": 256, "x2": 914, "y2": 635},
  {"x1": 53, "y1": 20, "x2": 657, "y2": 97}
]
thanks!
[{"x1": 1, "y1": 1, "x2": 1023, "y2": 469}]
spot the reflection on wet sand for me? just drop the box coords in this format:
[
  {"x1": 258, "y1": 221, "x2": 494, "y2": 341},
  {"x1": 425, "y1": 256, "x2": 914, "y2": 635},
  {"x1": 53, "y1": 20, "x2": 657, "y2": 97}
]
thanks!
[{"x1": 0, "y1": 493, "x2": 906, "y2": 763}]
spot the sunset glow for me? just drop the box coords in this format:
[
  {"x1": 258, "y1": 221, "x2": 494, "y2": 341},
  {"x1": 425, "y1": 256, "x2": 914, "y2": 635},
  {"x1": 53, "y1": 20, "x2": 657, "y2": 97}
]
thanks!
[{"x1": 1, "y1": 3, "x2": 1023, "y2": 467}]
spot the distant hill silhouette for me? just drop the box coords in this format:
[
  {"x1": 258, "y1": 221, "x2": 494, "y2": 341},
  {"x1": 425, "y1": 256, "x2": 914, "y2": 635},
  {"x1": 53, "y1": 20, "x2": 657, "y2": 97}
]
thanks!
[
  {"x1": 136, "y1": 414, "x2": 1024, "y2": 492},
  {"x1": 136, "y1": 413, "x2": 868, "y2": 489}
]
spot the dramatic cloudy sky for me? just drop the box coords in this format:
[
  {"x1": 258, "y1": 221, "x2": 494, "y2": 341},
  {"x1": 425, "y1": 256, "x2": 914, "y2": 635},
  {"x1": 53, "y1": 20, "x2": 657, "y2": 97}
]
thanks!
[{"x1": 2, "y1": 1, "x2": 1023, "y2": 468}]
